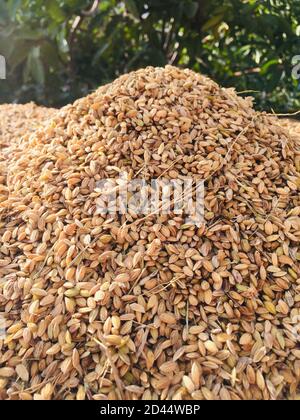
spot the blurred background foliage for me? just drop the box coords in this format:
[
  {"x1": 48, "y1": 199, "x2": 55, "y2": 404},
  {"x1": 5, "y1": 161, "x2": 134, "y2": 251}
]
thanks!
[{"x1": 0, "y1": 0, "x2": 299, "y2": 112}]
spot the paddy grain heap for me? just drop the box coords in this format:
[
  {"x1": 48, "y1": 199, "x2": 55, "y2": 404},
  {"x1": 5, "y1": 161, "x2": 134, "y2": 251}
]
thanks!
[
  {"x1": 0, "y1": 66, "x2": 300, "y2": 400},
  {"x1": 0, "y1": 103, "x2": 55, "y2": 149},
  {"x1": 281, "y1": 118, "x2": 300, "y2": 141},
  {"x1": 0, "y1": 103, "x2": 56, "y2": 205}
]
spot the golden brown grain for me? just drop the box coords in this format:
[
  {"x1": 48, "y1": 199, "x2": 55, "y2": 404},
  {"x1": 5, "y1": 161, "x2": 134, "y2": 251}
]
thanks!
[{"x1": 0, "y1": 67, "x2": 300, "y2": 401}]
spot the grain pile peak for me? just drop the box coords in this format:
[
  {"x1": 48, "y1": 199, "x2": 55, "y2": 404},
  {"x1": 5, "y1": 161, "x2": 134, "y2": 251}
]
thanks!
[{"x1": 0, "y1": 66, "x2": 300, "y2": 400}]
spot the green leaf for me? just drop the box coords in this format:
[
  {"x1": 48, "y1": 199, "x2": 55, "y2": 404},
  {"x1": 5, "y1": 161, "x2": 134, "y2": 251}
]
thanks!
[
  {"x1": 92, "y1": 42, "x2": 111, "y2": 65},
  {"x1": 24, "y1": 47, "x2": 45, "y2": 85},
  {"x1": 202, "y1": 14, "x2": 224, "y2": 32},
  {"x1": 40, "y1": 42, "x2": 61, "y2": 69},
  {"x1": 7, "y1": 0, "x2": 21, "y2": 20},
  {"x1": 0, "y1": 34, "x2": 14, "y2": 58},
  {"x1": 0, "y1": 1, "x2": 9, "y2": 24},
  {"x1": 32, "y1": 57, "x2": 45, "y2": 85},
  {"x1": 7, "y1": 40, "x2": 30, "y2": 71},
  {"x1": 14, "y1": 28, "x2": 44, "y2": 41},
  {"x1": 23, "y1": 53, "x2": 32, "y2": 83},
  {"x1": 125, "y1": 0, "x2": 140, "y2": 20},
  {"x1": 46, "y1": 1, "x2": 66, "y2": 23},
  {"x1": 260, "y1": 59, "x2": 279, "y2": 76}
]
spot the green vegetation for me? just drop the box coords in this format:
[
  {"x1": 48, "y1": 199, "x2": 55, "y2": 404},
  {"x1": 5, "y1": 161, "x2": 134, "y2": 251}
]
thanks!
[{"x1": 0, "y1": 0, "x2": 299, "y2": 112}]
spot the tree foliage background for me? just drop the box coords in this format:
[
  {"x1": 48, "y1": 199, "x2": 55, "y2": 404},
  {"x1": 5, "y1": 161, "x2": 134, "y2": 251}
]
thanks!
[{"x1": 0, "y1": 0, "x2": 299, "y2": 112}]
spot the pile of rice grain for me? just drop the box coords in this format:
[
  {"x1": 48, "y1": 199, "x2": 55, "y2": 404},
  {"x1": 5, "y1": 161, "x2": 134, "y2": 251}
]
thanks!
[
  {"x1": 281, "y1": 118, "x2": 300, "y2": 141},
  {"x1": 0, "y1": 103, "x2": 56, "y2": 205},
  {"x1": 0, "y1": 66, "x2": 300, "y2": 400},
  {"x1": 0, "y1": 103, "x2": 56, "y2": 154}
]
